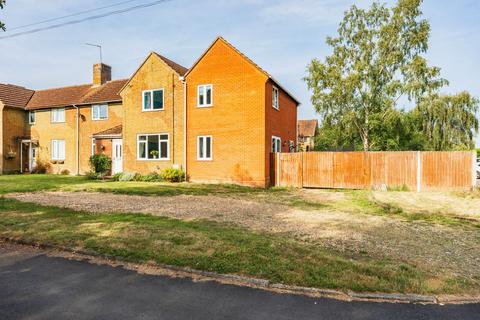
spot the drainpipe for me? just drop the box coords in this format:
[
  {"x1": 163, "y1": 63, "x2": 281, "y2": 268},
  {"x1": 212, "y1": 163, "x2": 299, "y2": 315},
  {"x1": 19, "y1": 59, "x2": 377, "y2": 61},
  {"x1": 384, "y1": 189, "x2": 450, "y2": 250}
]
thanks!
[
  {"x1": 179, "y1": 76, "x2": 187, "y2": 177},
  {"x1": 172, "y1": 73, "x2": 175, "y2": 164},
  {"x1": 73, "y1": 104, "x2": 80, "y2": 175}
]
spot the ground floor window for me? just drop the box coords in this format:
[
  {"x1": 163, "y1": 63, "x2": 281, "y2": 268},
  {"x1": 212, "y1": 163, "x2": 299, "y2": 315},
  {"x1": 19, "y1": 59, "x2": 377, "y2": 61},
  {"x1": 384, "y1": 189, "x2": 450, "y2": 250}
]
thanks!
[
  {"x1": 197, "y1": 136, "x2": 212, "y2": 160},
  {"x1": 137, "y1": 133, "x2": 169, "y2": 160},
  {"x1": 51, "y1": 139, "x2": 65, "y2": 160},
  {"x1": 272, "y1": 136, "x2": 281, "y2": 153}
]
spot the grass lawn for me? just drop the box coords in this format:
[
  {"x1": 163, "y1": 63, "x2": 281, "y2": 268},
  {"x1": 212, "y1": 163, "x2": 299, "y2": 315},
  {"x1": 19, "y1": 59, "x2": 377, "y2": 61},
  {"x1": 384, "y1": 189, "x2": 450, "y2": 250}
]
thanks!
[
  {"x1": 0, "y1": 174, "x2": 478, "y2": 295},
  {"x1": 0, "y1": 197, "x2": 463, "y2": 295}
]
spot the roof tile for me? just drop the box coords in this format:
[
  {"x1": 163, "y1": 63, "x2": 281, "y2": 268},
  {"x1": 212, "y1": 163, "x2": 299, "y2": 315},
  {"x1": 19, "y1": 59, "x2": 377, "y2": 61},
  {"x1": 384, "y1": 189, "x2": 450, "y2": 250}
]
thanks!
[
  {"x1": 0, "y1": 84, "x2": 35, "y2": 109},
  {"x1": 25, "y1": 79, "x2": 128, "y2": 110}
]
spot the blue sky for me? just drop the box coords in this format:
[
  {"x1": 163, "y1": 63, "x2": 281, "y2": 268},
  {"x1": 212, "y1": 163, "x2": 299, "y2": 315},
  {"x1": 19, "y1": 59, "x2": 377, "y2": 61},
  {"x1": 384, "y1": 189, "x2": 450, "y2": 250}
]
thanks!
[{"x1": 0, "y1": 0, "x2": 479, "y2": 127}]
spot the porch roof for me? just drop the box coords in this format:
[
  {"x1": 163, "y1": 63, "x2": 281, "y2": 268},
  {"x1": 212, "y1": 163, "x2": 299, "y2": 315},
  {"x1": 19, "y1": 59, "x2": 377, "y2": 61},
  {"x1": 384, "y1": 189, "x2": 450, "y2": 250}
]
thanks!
[{"x1": 92, "y1": 125, "x2": 122, "y2": 139}]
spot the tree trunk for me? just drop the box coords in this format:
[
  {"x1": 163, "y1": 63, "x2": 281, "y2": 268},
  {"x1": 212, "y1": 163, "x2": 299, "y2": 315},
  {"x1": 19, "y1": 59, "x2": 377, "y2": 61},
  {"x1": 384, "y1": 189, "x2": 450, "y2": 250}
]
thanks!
[{"x1": 363, "y1": 133, "x2": 369, "y2": 151}]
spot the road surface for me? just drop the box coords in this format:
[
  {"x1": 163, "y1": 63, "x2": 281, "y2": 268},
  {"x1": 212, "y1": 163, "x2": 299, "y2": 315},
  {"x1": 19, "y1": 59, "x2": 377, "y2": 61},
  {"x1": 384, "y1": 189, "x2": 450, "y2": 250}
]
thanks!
[{"x1": 0, "y1": 243, "x2": 478, "y2": 320}]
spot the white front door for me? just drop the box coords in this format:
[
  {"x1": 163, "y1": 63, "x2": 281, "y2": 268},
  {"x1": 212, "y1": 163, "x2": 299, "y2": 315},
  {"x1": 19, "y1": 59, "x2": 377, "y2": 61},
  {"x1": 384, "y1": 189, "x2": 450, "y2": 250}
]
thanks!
[
  {"x1": 29, "y1": 145, "x2": 37, "y2": 172},
  {"x1": 112, "y1": 139, "x2": 123, "y2": 174}
]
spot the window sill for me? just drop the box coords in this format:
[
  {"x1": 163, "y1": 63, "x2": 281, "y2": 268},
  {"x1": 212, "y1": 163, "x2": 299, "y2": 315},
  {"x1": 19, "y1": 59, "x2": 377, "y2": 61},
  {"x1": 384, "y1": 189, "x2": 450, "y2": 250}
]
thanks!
[
  {"x1": 136, "y1": 158, "x2": 170, "y2": 161},
  {"x1": 197, "y1": 105, "x2": 213, "y2": 108},
  {"x1": 272, "y1": 106, "x2": 279, "y2": 110},
  {"x1": 197, "y1": 158, "x2": 213, "y2": 161},
  {"x1": 141, "y1": 109, "x2": 165, "y2": 113},
  {"x1": 92, "y1": 118, "x2": 108, "y2": 121}
]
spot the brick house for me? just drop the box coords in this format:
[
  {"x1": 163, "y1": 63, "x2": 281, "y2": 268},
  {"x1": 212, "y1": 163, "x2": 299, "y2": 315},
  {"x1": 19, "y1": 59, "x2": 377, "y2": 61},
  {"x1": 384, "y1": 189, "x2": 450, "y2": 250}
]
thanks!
[
  {"x1": 0, "y1": 36, "x2": 299, "y2": 187},
  {"x1": 297, "y1": 119, "x2": 318, "y2": 152}
]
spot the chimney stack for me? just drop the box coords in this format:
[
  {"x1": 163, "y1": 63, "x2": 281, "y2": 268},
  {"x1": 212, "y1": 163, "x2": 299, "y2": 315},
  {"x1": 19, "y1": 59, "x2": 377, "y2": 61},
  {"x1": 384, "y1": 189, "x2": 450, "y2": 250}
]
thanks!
[{"x1": 93, "y1": 63, "x2": 111, "y2": 86}]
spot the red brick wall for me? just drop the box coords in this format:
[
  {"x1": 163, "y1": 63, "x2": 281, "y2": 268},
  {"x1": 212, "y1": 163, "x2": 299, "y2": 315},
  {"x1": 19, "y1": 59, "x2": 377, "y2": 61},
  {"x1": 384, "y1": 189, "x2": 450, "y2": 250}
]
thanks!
[
  {"x1": 185, "y1": 38, "x2": 269, "y2": 186},
  {"x1": 264, "y1": 80, "x2": 298, "y2": 185}
]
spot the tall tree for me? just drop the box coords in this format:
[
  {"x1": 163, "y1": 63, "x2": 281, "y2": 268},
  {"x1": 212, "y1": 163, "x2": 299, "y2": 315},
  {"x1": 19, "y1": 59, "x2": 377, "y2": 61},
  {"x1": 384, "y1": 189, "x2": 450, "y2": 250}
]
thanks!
[
  {"x1": 305, "y1": 0, "x2": 446, "y2": 151},
  {"x1": 416, "y1": 92, "x2": 479, "y2": 150},
  {"x1": 0, "y1": 0, "x2": 5, "y2": 31}
]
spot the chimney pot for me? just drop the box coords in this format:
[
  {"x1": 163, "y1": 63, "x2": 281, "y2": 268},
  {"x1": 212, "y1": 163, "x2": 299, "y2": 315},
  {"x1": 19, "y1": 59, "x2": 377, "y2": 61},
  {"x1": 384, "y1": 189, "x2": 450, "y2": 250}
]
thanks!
[{"x1": 93, "y1": 63, "x2": 111, "y2": 86}]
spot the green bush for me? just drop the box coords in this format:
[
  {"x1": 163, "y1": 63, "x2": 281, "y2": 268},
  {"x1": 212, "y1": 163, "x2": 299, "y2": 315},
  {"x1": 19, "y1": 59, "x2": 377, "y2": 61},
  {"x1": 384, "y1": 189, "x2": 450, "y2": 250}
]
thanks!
[
  {"x1": 119, "y1": 172, "x2": 137, "y2": 182},
  {"x1": 60, "y1": 169, "x2": 70, "y2": 175},
  {"x1": 139, "y1": 172, "x2": 162, "y2": 182},
  {"x1": 112, "y1": 172, "x2": 123, "y2": 181},
  {"x1": 86, "y1": 170, "x2": 101, "y2": 180},
  {"x1": 161, "y1": 168, "x2": 185, "y2": 183},
  {"x1": 89, "y1": 154, "x2": 111, "y2": 178}
]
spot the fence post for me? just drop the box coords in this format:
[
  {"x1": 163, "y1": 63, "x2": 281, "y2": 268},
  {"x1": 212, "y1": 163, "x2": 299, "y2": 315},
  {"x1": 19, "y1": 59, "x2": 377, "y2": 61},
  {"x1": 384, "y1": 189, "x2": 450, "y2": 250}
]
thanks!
[
  {"x1": 472, "y1": 151, "x2": 477, "y2": 190},
  {"x1": 416, "y1": 151, "x2": 421, "y2": 192}
]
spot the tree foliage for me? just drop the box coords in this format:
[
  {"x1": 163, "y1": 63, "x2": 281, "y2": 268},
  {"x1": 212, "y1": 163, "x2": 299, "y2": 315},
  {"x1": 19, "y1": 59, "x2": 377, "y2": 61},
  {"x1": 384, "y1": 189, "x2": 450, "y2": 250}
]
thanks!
[
  {"x1": 304, "y1": 0, "x2": 476, "y2": 151},
  {"x1": 416, "y1": 92, "x2": 479, "y2": 150},
  {"x1": 0, "y1": 0, "x2": 5, "y2": 31}
]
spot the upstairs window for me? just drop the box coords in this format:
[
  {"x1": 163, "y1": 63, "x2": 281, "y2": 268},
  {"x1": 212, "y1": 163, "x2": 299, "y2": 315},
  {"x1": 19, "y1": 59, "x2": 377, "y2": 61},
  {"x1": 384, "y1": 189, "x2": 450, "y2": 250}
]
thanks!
[
  {"x1": 28, "y1": 111, "x2": 36, "y2": 124},
  {"x1": 51, "y1": 139, "x2": 65, "y2": 160},
  {"x1": 197, "y1": 84, "x2": 213, "y2": 107},
  {"x1": 92, "y1": 104, "x2": 108, "y2": 120},
  {"x1": 272, "y1": 136, "x2": 281, "y2": 153},
  {"x1": 272, "y1": 86, "x2": 279, "y2": 110},
  {"x1": 143, "y1": 89, "x2": 164, "y2": 111},
  {"x1": 197, "y1": 136, "x2": 212, "y2": 160},
  {"x1": 137, "y1": 134, "x2": 169, "y2": 160},
  {"x1": 51, "y1": 108, "x2": 65, "y2": 123}
]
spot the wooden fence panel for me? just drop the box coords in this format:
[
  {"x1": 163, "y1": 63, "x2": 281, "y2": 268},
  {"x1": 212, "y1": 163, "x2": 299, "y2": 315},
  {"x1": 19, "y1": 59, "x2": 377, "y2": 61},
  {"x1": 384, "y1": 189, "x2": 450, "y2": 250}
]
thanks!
[
  {"x1": 276, "y1": 153, "x2": 302, "y2": 187},
  {"x1": 333, "y1": 152, "x2": 368, "y2": 189},
  {"x1": 302, "y1": 152, "x2": 334, "y2": 188},
  {"x1": 369, "y1": 152, "x2": 417, "y2": 190},
  {"x1": 421, "y1": 151, "x2": 474, "y2": 191},
  {"x1": 272, "y1": 151, "x2": 474, "y2": 191}
]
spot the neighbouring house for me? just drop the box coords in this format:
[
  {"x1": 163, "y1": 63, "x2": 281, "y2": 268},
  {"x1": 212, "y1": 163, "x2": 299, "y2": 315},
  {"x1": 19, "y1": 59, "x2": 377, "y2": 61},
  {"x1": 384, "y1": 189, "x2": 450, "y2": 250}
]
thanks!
[
  {"x1": 0, "y1": 36, "x2": 299, "y2": 187},
  {"x1": 297, "y1": 119, "x2": 318, "y2": 152}
]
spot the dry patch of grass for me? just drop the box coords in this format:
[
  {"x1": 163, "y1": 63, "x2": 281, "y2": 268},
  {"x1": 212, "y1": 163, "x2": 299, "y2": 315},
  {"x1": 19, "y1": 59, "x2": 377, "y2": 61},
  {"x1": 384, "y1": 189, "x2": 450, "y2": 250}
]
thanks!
[{"x1": 372, "y1": 191, "x2": 480, "y2": 221}]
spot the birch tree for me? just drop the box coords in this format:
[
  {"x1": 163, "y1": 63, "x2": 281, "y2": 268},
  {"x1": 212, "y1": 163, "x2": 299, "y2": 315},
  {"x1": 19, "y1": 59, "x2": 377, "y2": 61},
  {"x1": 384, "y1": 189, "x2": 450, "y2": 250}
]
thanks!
[{"x1": 305, "y1": 0, "x2": 446, "y2": 151}]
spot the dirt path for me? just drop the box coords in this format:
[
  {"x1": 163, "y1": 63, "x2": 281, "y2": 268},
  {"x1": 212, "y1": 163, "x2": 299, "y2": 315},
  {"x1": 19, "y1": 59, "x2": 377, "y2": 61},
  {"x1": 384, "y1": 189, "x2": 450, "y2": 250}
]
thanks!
[{"x1": 6, "y1": 191, "x2": 480, "y2": 280}]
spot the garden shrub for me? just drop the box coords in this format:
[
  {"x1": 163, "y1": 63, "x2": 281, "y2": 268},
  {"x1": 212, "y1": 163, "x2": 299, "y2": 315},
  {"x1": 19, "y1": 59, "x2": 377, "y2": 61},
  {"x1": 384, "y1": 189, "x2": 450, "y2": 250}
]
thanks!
[
  {"x1": 86, "y1": 171, "x2": 101, "y2": 180},
  {"x1": 139, "y1": 172, "x2": 162, "y2": 182},
  {"x1": 60, "y1": 169, "x2": 70, "y2": 175},
  {"x1": 112, "y1": 172, "x2": 123, "y2": 181},
  {"x1": 161, "y1": 168, "x2": 185, "y2": 182},
  {"x1": 118, "y1": 172, "x2": 137, "y2": 182},
  {"x1": 32, "y1": 159, "x2": 51, "y2": 174},
  {"x1": 89, "y1": 154, "x2": 111, "y2": 178}
]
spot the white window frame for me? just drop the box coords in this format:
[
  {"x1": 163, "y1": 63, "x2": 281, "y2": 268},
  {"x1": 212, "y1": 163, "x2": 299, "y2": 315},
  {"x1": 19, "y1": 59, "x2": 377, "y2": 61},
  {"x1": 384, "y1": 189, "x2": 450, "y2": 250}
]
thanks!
[
  {"x1": 28, "y1": 111, "x2": 36, "y2": 124},
  {"x1": 197, "y1": 135, "x2": 213, "y2": 161},
  {"x1": 197, "y1": 84, "x2": 213, "y2": 108},
  {"x1": 91, "y1": 138, "x2": 96, "y2": 156},
  {"x1": 51, "y1": 108, "x2": 65, "y2": 123},
  {"x1": 136, "y1": 133, "x2": 170, "y2": 161},
  {"x1": 272, "y1": 136, "x2": 281, "y2": 153},
  {"x1": 272, "y1": 86, "x2": 279, "y2": 110},
  {"x1": 51, "y1": 139, "x2": 66, "y2": 160},
  {"x1": 142, "y1": 88, "x2": 164, "y2": 112},
  {"x1": 92, "y1": 104, "x2": 108, "y2": 120}
]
